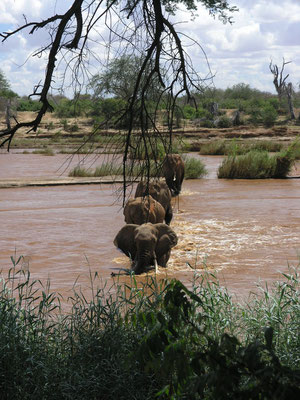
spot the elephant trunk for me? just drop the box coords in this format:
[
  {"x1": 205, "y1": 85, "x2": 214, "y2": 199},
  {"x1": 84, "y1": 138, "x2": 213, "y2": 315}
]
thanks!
[{"x1": 132, "y1": 249, "x2": 156, "y2": 274}]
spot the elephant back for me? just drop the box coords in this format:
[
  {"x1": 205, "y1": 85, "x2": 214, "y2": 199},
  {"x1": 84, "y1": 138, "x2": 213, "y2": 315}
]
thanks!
[
  {"x1": 135, "y1": 180, "x2": 171, "y2": 211},
  {"x1": 124, "y1": 195, "x2": 165, "y2": 225}
]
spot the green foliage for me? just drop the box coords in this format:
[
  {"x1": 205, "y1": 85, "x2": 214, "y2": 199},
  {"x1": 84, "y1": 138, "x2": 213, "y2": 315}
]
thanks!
[
  {"x1": 199, "y1": 140, "x2": 227, "y2": 155},
  {"x1": 68, "y1": 165, "x2": 93, "y2": 177},
  {"x1": 91, "y1": 97, "x2": 127, "y2": 127},
  {"x1": 0, "y1": 69, "x2": 10, "y2": 91},
  {"x1": 163, "y1": 0, "x2": 239, "y2": 22},
  {"x1": 0, "y1": 69, "x2": 18, "y2": 102},
  {"x1": 261, "y1": 104, "x2": 278, "y2": 127},
  {"x1": 184, "y1": 156, "x2": 208, "y2": 178},
  {"x1": 182, "y1": 104, "x2": 197, "y2": 119},
  {"x1": 200, "y1": 119, "x2": 215, "y2": 128},
  {"x1": 32, "y1": 147, "x2": 55, "y2": 156},
  {"x1": 17, "y1": 98, "x2": 41, "y2": 111},
  {"x1": 0, "y1": 256, "x2": 299, "y2": 399},
  {"x1": 216, "y1": 115, "x2": 232, "y2": 128},
  {"x1": 217, "y1": 148, "x2": 294, "y2": 179},
  {"x1": 68, "y1": 160, "x2": 160, "y2": 178},
  {"x1": 89, "y1": 55, "x2": 163, "y2": 102},
  {"x1": 224, "y1": 82, "x2": 259, "y2": 100},
  {"x1": 132, "y1": 273, "x2": 300, "y2": 399},
  {"x1": 54, "y1": 95, "x2": 92, "y2": 118}
]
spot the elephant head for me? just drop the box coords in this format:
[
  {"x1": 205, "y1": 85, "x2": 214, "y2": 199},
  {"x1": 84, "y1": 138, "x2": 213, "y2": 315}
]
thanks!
[
  {"x1": 162, "y1": 154, "x2": 185, "y2": 196},
  {"x1": 135, "y1": 180, "x2": 173, "y2": 225},
  {"x1": 123, "y1": 195, "x2": 165, "y2": 225},
  {"x1": 113, "y1": 223, "x2": 178, "y2": 274}
]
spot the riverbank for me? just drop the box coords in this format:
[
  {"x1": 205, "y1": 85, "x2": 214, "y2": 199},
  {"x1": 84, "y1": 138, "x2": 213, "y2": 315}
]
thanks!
[{"x1": 0, "y1": 176, "x2": 124, "y2": 188}]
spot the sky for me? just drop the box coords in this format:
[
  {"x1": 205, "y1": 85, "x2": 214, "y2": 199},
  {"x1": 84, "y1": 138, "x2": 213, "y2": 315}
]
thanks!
[{"x1": 0, "y1": 0, "x2": 300, "y2": 97}]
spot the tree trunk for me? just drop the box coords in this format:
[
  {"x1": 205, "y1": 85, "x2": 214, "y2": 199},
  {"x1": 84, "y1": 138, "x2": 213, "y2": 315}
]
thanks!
[
  {"x1": 5, "y1": 99, "x2": 12, "y2": 130},
  {"x1": 285, "y1": 82, "x2": 295, "y2": 120}
]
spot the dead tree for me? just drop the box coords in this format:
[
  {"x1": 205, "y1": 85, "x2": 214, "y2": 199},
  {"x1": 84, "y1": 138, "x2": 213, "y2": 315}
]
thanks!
[{"x1": 269, "y1": 59, "x2": 291, "y2": 106}]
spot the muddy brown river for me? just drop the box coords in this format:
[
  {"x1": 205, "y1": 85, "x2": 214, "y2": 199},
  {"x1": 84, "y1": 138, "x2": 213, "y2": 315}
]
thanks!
[{"x1": 1, "y1": 152, "x2": 299, "y2": 303}]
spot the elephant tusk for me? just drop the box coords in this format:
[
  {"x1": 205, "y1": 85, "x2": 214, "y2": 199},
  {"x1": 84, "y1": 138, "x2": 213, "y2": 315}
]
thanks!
[{"x1": 154, "y1": 258, "x2": 158, "y2": 274}]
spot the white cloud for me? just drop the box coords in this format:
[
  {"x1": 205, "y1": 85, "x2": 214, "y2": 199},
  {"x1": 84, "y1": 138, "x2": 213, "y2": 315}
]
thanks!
[{"x1": 0, "y1": 0, "x2": 299, "y2": 96}]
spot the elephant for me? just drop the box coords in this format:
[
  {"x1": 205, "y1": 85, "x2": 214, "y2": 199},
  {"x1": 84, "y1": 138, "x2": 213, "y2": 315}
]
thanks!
[
  {"x1": 123, "y1": 195, "x2": 165, "y2": 225},
  {"x1": 135, "y1": 180, "x2": 173, "y2": 225},
  {"x1": 162, "y1": 154, "x2": 185, "y2": 196},
  {"x1": 113, "y1": 223, "x2": 178, "y2": 274}
]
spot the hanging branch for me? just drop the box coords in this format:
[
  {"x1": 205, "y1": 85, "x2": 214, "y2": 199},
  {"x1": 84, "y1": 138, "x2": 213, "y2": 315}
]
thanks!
[
  {"x1": 0, "y1": 0, "x2": 238, "y2": 201},
  {"x1": 0, "y1": 0, "x2": 84, "y2": 149}
]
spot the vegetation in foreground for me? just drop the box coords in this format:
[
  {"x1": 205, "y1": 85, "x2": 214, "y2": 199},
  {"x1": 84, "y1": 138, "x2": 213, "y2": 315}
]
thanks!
[{"x1": 0, "y1": 256, "x2": 299, "y2": 399}]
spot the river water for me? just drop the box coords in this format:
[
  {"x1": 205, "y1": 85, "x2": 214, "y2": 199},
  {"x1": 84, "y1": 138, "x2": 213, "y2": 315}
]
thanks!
[{"x1": 0, "y1": 152, "x2": 299, "y2": 302}]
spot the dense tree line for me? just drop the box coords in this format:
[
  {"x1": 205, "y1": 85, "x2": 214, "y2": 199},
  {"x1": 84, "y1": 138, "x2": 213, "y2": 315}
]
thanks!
[{"x1": 14, "y1": 81, "x2": 300, "y2": 129}]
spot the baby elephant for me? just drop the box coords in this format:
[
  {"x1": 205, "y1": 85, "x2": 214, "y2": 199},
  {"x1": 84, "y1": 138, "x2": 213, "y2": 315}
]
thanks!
[
  {"x1": 113, "y1": 223, "x2": 178, "y2": 274},
  {"x1": 124, "y1": 195, "x2": 165, "y2": 225}
]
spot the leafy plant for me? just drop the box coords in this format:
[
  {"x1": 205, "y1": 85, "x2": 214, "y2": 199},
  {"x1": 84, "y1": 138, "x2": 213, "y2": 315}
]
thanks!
[
  {"x1": 217, "y1": 148, "x2": 294, "y2": 179},
  {"x1": 0, "y1": 256, "x2": 299, "y2": 399},
  {"x1": 184, "y1": 156, "x2": 208, "y2": 178}
]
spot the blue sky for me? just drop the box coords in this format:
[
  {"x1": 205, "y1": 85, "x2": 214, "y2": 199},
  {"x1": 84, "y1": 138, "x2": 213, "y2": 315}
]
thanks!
[{"x1": 1, "y1": 0, "x2": 300, "y2": 97}]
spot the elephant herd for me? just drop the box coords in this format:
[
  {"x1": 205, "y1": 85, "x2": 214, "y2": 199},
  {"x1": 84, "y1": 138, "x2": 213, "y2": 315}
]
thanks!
[{"x1": 113, "y1": 154, "x2": 185, "y2": 274}]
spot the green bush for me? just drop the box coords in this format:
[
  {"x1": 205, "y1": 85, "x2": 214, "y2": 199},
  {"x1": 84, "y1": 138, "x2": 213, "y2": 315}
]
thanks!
[
  {"x1": 0, "y1": 258, "x2": 299, "y2": 399},
  {"x1": 68, "y1": 165, "x2": 92, "y2": 177},
  {"x1": 200, "y1": 119, "x2": 215, "y2": 128},
  {"x1": 199, "y1": 140, "x2": 227, "y2": 155},
  {"x1": 93, "y1": 163, "x2": 122, "y2": 177},
  {"x1": 199, "y1": 139, "x2": 284, "y2": 157},
  {"x1": 218, "y1": 149, "x2": 294, "y2": 179},
  {"x1": 216, "y1": 115, "x2": 232, "y2": 128},
  {"x1": 184, "y1": 156, "x2": 208, "y2": 178},
  {"x1": 261, "y1": 104, "x2": 278, "y2": 127},
  {"x1": 182, "y1": 104, "x2": 196, "y2": 119},
  {"x1": 17, "y1": 98, "x2": 41, "y2": 112}
]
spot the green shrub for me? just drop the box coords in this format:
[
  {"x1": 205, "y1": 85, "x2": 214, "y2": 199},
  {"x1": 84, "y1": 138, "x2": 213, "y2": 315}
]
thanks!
[
  {"x1": 249, "y1": 140, "x2": 283, "y2": 153},
  {"x1": 182, "y1": 104, "x2": 196, "y2": 119},
  {"x1": 93, "y1": 163, "x2": 122, "y2": 177},
  {"x1": 218, "y1": 149, "x2": 294, "y2": 179},
  {"x1": 261, "y1": 104, "x2": 278, "y2": 127},
  {"x1": 216, "y1": 115, "x2": 232, "y2": 128},
  {"x1": 199, "y1": 140, "x2": 227, "y2": 155},
  {"x1": 68, "y1": 165, "x2": 92, "y2": 177},
  {"x1": 183, "y1": 156, "x2": 208, "y2": 179},
  {"x1": 291, "y1": 140, "x2": 300, "y2": 159},
  {"x1": 17, "y1": 98, "x2": 41, "y2": 111},
  {"x1": 0, "y1": 256, "x2": 299, "y2": 399},
  {"x1": 200, "y1": 119, "x2": 215, "y2": 128}
]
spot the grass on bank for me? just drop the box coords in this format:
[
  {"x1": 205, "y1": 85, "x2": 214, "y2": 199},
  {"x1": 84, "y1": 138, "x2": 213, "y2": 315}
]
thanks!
[
  {"x1": 68, "y1": 162, "x2": 155, "y2": 178},
  {"x1": 218, "y1": 147, "x2": 295, "y2": 179},
  {"x1": 198, "y1": 139, "x2": 284, "y2": 156},
  {"x1": 68, "y1": 157, "x2": 207, "y2": 180},
  {"x1": 0, "y1": 256, "x2": 299, "y2": 399},
  {"x1": 32, "y1": 147, "x2": 55, "y2": 156}
]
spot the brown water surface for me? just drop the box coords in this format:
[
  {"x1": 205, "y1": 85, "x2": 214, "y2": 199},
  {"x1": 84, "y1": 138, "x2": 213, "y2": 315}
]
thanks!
[{"x1": 1, "y1": 152, "x2": 299, "y2": 303}]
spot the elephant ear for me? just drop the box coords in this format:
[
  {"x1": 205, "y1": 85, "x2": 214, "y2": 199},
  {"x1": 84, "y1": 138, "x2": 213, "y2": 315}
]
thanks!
[
  {"x1": 154, "y1": 223, "x2": 178, "y2": 257},
  {"x1": 113, "y1": 224, "x2": 138, "y2": 260}
]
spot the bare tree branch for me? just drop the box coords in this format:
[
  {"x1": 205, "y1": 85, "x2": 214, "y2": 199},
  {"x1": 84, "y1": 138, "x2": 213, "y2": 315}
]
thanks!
[{"x1": 0, "y1": 0, "x2": 237, "y2": 200}]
